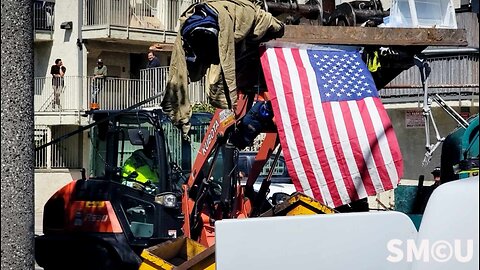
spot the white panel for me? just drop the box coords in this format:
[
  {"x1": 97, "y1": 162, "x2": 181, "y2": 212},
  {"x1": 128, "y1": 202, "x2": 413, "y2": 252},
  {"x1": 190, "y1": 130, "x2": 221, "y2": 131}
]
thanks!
[
  {"x1": 216, "y1": 212, "x2": 417, "y2": 270},
  {"x1": 413, "y1": 177, "x2": 479, "y2": 270}
]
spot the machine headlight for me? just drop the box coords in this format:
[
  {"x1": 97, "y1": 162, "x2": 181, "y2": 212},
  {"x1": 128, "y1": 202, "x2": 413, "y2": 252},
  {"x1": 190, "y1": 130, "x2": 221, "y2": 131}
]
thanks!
[{"x1": 155, "y1": 192, "x2": 177, "y2": 208}]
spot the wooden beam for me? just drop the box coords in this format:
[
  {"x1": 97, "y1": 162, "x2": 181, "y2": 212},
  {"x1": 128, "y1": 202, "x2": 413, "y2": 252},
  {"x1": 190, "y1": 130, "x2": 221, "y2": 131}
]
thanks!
[{"x1": 278, "y1": 26, "x2": 468, "y2": 46}]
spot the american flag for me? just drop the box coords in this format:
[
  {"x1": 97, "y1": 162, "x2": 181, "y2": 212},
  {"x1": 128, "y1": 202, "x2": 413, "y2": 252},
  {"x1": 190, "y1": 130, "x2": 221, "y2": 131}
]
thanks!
[{"x1": 260, "y1": 45, "x2": 403, "y2": 208}]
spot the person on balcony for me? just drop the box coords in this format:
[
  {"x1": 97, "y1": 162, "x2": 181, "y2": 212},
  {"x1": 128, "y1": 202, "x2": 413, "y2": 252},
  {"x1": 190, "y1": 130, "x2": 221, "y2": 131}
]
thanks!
[
  {"x1": 50, "y1": 58, "x2": 66, "y2": 110},
  {"x1": 91, "y1": 59, "x2": 108, "y2": 109},
  {"x1": 94, "y1": 58, "x2": 107, "y2": 78},
  {"x1": 146, "y1": 52, "x2": 161, "y2": 69},
  {"x1": 146, "y1": 52, "x2": 162, "y2": 96}
]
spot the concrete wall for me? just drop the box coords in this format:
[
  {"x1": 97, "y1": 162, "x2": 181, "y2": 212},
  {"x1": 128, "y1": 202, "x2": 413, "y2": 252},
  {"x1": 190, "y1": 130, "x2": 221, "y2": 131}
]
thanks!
[
  {"x1": 34, "y1": 42, "x2": 54, "y2": 77},
  {"x1": 35, "y1": 0, "x2": 83, "y2": 78},
  {"x1": 87, "y1": 51, "x2": 131, "y2": 78},
  {"x1": 2, "y1": 0, "x2": 35, "y2": 267},
  {"x1": 386, "y1": 101, "x2": 479, "y2": 181}
]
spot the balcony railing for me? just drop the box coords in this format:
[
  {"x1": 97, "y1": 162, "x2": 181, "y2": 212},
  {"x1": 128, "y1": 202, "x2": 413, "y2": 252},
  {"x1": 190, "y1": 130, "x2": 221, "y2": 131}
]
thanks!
[
  {"x1": 381, "y1": 54, "x2": 479, "y2": 101},
  {"x1": 83, "y1": 0, "x2": 198, "y2": 32},
  {"x1": 34, "y1": 76, "x2": 84, "y2": 112},
  {"x1": 87, "y1": 76, "x2": 159, "y2": 110},
  {"x1": 34, "y1": 0, "x2": 54, "y2": 32},
  {"x1": 35, "y1": 125, "x2": 83, "y2": 169},
  {"x1": 34, "y1": 67, "x2": 207, "y2": 113},
  {"x1": 138, "y1": 66, "x2": 208, "y2": 106}
]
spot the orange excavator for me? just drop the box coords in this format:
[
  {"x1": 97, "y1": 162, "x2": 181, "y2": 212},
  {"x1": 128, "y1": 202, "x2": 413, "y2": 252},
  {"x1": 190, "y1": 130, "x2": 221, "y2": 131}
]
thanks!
[
  {"x1": 180, "y1": 91, "x2": 282, "y2": 247},
  {"x1": 35, "y1": 109, "x2": 215, "y2": 270}
]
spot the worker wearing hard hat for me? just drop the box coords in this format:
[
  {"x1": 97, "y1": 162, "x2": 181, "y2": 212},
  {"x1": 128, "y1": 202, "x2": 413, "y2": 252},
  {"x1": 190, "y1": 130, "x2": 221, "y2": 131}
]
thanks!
[{"x1": 156, "y1": 0, "x2": 285, "y2": 136}]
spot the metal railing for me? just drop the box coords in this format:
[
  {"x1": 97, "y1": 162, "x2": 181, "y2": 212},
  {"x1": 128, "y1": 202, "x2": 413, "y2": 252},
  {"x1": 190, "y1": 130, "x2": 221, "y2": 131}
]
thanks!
[
  {"x1": 163, "y1": 0, "x2": 199, "y2": 31},
  {"x1": 35, "y1": 125, "x2": 49, "y2": 168},
  {"x1": 139, "y1": 66, "x2": 208, "y2": 105},
  {"x1": 140, "y1": 65, "x2": 169, "y2": 100},
  {"x1": 34, "y1": 67, "x2": 207, "y2": 113},
  {"x1": 35, "y1": 125, "x2": 83, "y2": 169},
  {"x1": 83, "y1": 0, "x2": 197, "y2": 31},
  {"x1": 33, "y1": 0, "x2": 54, "y2": 31},
  {"x1": 34, "y1": 76, "x2": 83, "y2": 112},
  {"x1": 381, "y1": 54, "x2": 480, "y2": 98},
  {"x1": 87, "y1": 76, "x2": 154, "y2": 109}
]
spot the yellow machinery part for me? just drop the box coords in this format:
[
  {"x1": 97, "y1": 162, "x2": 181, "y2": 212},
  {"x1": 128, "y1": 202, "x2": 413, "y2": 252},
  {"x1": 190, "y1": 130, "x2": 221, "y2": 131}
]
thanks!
[
  {"x1": 139, "y1": 237, "x2": 215, "y2": 270},
  {"x1": 139, "y1": 192, "x2": 333, "y2": 269},
  {"x1": 261, "y1": 192, "x2": 335, "y2": 217}
]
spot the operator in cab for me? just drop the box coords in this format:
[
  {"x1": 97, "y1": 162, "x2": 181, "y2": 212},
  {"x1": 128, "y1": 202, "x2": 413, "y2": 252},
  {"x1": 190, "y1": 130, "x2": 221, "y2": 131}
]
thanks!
[{"x1": 122, "y1": 137, "x2": 159, "y2": 192}]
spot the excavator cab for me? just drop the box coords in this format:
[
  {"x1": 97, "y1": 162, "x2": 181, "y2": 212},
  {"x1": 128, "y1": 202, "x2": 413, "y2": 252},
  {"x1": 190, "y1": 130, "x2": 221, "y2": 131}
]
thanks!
[{"x1": 35, "y1": 109, "x2": 212, "y2": 270}]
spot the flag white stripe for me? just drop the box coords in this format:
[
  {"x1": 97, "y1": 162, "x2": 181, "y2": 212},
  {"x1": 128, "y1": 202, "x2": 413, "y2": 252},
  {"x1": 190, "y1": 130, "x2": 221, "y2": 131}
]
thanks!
[
  {"x1": 300, "y1": 50, "x2": 349, "y2": 206},
  {"x1": 330, "y1": 102, "x2": 368, "y2": 199},
  {"x1": 299, "y1": 50, "x2": 335, "y2": 206},
  {"x1": 365, "y1": 97, "x2": 400, "y2": 185},
  {"x1": 283, "y1": 48, "x2": 329, "y2": 202},
  {"x1": 347, "y1": 100, "x2": 385, "y2": 193},
  {"x1": 265, "y1": 49, "x2": 314, "y2": 197}
]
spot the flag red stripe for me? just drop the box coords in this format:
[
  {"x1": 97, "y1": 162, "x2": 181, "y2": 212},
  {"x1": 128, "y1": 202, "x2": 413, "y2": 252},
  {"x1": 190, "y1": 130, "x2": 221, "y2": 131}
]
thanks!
[
  {"x1": 357, "y1": 99, "x2": 390, "y2": 191},
  {"x1": 374, "y1": 98, "x2": 404, "y2": 182},
  {"x1": 320, "y1": 102, "x2": 354, "y2": 205},
  {"x1": 259, "y1": 48, "x2": 305, "y2": 194},
  {"x1": 274, "y1": 48, "x2": 323, "y2": 199},
  {"x1": 339, "y1": 102, "x2": 376, "y2": 195},
  {"x1": 341, "y1": 101, "x2": 377, "y2": 200},
  {"x1": 369, "y1": 101, "x2": 394, "y2": 191},
  {"x1": 291, "y1": 48, "x2": 333, "y2": 202}
]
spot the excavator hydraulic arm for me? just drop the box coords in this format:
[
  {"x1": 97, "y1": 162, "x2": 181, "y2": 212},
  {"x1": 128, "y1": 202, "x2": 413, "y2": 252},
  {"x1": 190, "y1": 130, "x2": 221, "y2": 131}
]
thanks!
[{"x1": 181, "y1": 91, "x2": 283, "y2": 247}]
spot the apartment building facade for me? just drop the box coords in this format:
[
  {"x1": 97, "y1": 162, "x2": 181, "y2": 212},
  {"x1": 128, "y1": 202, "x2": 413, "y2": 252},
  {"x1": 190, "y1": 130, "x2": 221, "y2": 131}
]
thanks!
[
  {"x1": 34, "y1": 0, "x2": 202, "y2": 170},
  {"x1": 33, "y1": 0, "x2": 478, "y2": 180}
]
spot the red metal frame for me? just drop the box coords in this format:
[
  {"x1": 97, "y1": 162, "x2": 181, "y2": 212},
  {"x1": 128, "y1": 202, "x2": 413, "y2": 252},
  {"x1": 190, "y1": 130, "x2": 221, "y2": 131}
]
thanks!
[{"x1": 181, "y1": 91, "x2": 280, "y2": 246}]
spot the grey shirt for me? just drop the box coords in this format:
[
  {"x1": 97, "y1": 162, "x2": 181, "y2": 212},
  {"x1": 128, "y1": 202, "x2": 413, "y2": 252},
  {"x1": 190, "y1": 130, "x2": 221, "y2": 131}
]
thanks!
[{"x1": 94, "y1": 65, "x2": 107, "y2": 78}]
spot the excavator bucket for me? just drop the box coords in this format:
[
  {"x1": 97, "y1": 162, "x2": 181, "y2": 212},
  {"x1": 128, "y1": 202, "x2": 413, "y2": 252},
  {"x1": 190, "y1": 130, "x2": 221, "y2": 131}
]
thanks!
[{"x1": 139, "y1": 237, "x2": 215, "y2": 270}]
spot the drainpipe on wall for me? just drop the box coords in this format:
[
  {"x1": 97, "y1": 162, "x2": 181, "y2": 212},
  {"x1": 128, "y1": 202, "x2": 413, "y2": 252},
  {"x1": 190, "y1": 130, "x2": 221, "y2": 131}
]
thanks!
[
  {"x1": 77, "y1": 0, "x2": 84, "y2": 121},
  {"x1": 47, "y1": 126, "x2": 52, "y2": 169},
  {"x1": 126, "y1": 3, "x2": 130, "y2": 39},
  {"x1": 107, "y1": 0, "x2": 111, "y2": 37}
]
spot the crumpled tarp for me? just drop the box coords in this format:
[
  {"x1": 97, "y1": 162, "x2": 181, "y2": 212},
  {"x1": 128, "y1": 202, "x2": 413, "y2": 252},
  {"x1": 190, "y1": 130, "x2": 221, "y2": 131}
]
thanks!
[{"x1": 161, "y1": 0, "x2": 284, "y2": 135}]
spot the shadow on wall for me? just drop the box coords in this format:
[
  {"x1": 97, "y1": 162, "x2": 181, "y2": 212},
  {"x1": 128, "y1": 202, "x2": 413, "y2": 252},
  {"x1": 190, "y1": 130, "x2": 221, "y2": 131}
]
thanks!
[
  {"x1": 63, "y1": 29, "x2": 72, "y2": 43},
  {"x1": 34, "y1": 43, "x2": 53, "y2": 78}
]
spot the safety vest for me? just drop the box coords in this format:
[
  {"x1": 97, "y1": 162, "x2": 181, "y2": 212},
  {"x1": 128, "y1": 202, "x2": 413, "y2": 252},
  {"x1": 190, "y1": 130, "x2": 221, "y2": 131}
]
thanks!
[
  {"x1": 367, "y1": 51, "x2": 381, "y2": 72},
  {"x1": 122, "y1": 150, "x2": 159, "y2": 184}
]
